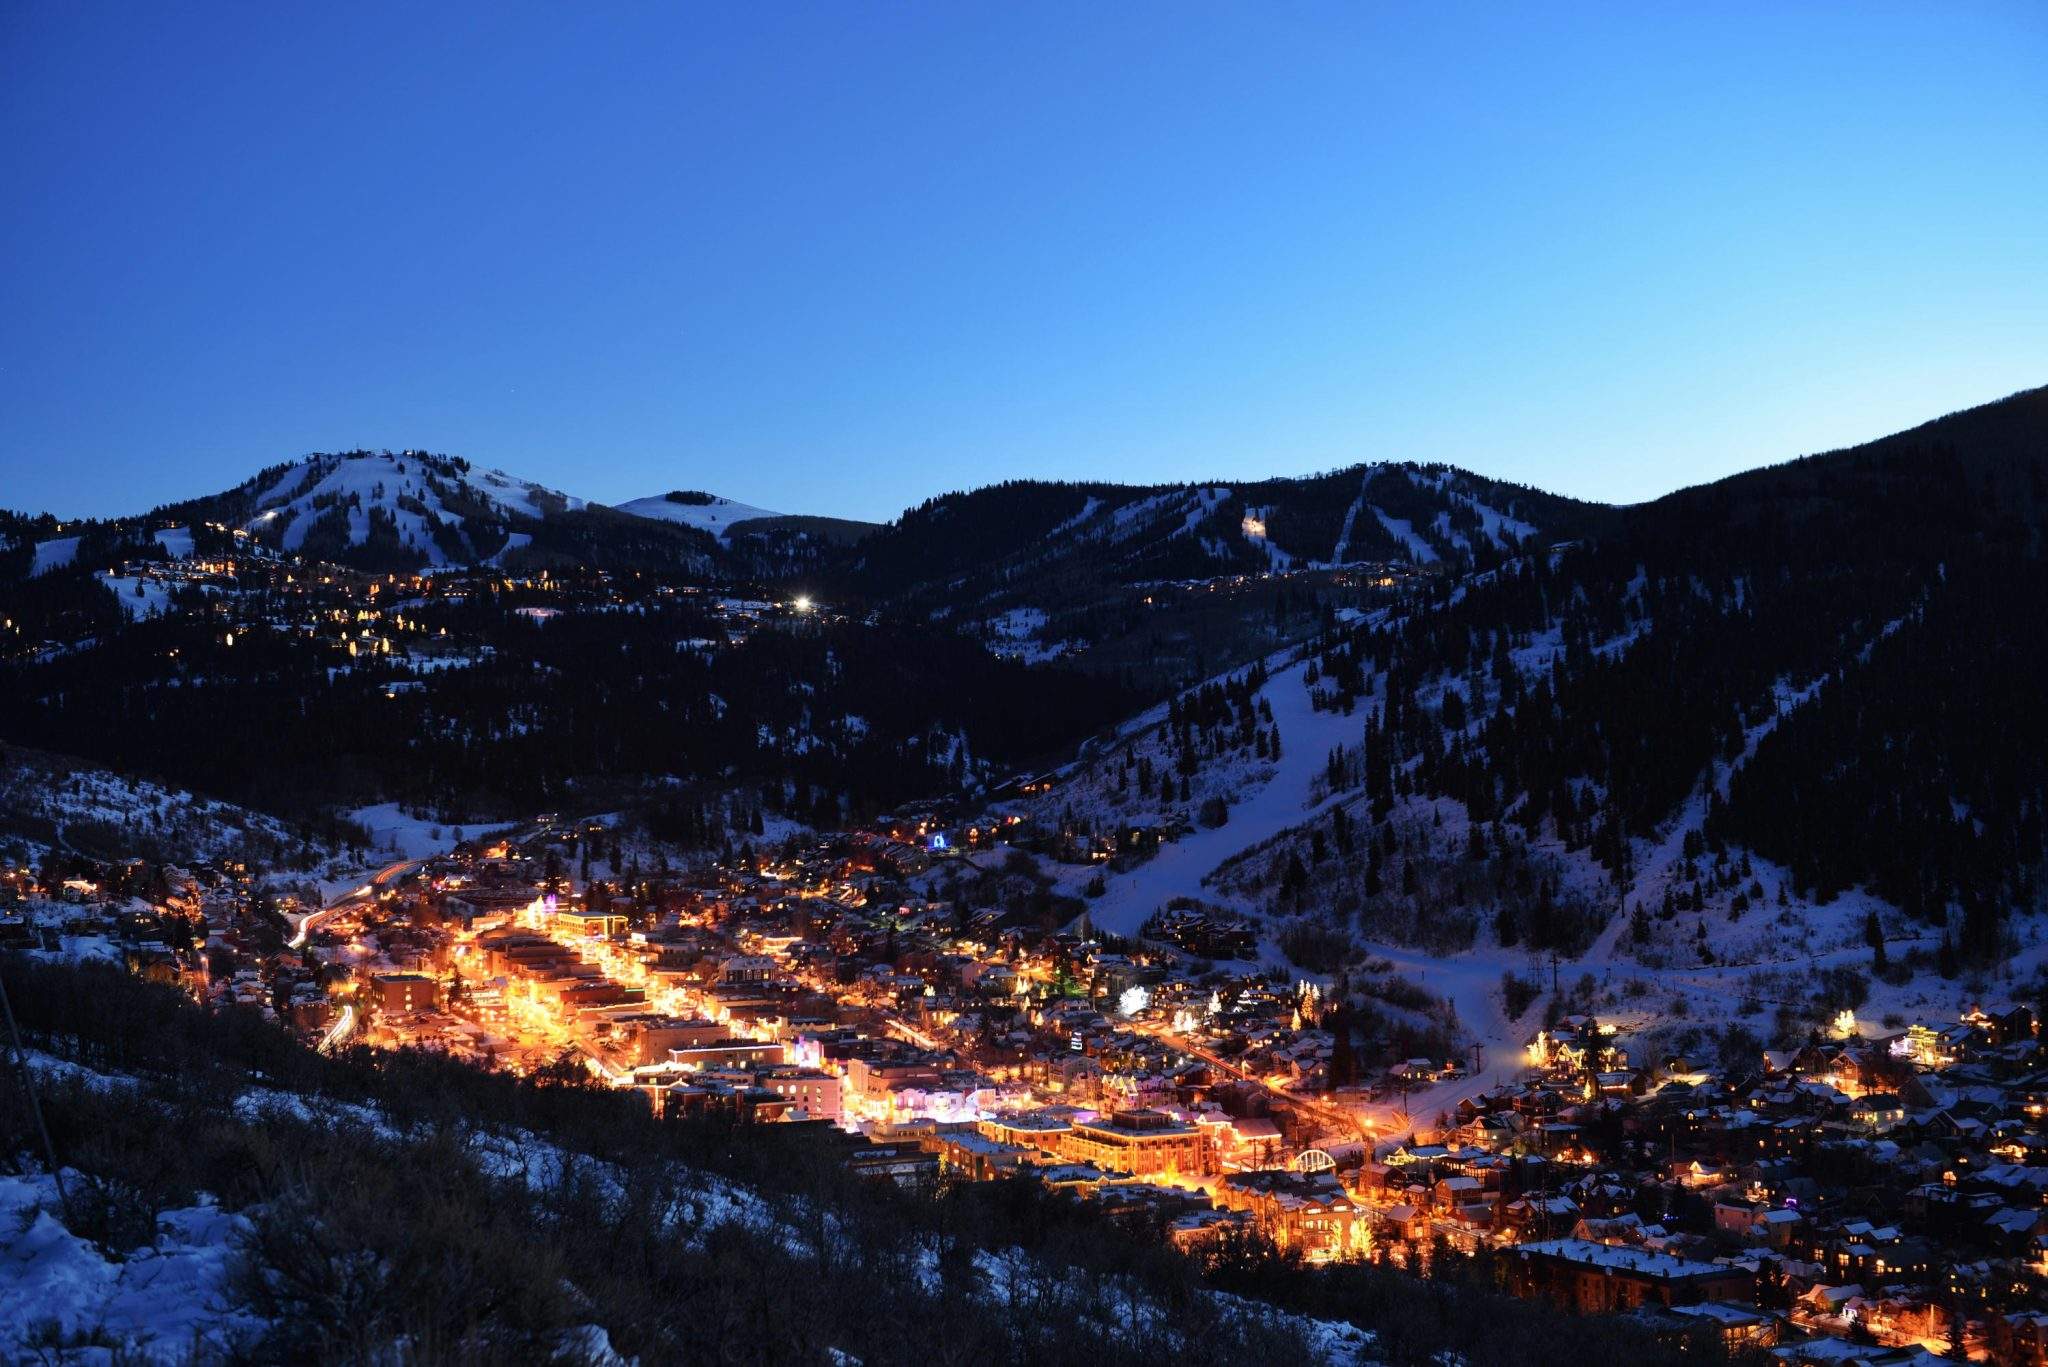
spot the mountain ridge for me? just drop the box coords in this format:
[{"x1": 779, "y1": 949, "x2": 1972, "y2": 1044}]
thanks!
[{"x1": 5, "y1": 384, "x2": 2048, "y2": 973}]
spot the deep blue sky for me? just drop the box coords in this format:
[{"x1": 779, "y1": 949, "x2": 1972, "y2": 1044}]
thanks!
[{"x1": 4, "y1": 3, "x2": 2044, "y2": 524}]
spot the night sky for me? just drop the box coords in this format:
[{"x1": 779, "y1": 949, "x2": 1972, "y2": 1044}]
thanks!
[{"x1": 4, "y1": 2, "x2": 2044, "y2": 522}]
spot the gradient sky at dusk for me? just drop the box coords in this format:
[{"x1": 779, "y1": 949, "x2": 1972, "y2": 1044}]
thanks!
[{"x1": 3, "y1": 2, "x2": 2045, "y2": 523}]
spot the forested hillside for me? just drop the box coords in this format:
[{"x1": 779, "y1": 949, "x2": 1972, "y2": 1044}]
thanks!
[
  {"x1": 5, "y1": 390, "x2": 2046, "y2": 936},
  {"x1": 0, "y1": 585, "x2": 1134, "y2": 825},
  {"x1": 1264, "y1": 386, "x2": 2048, "y2": 966}
]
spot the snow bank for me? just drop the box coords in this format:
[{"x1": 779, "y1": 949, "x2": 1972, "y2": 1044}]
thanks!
[{"x1": 0, "y1": 1172, "x2": 263, "y2": 1362}]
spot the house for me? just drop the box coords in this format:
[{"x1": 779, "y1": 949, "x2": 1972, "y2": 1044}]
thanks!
[
  {"x1": 755, "y1": 1066, "x2": 842, "y2": 1122},
  {"x1": 1662, "y1": 1303, "x2": 1777, "y2": 1352},
  {"x1": 1500, "y1": 1195, "x2": 1581, "y2": 1241},
  {"x1": 1168, "y1": 1207, "x2": 1256, "y2": 1252},
  {"x1": 1714, "y1": 1201, "x2": 1804, "y2": 1249},
  {"x1": 844, "y1": 1141, "x2": 938, "y2": 1187},
  {"x1": 1989, "y1": 1310, "x2": 2048, "y2": 1366},
  {"x1": 1507, "y1": 1239, "x2": 1755, "y2": 1313},
  {"x1": 1849, "y1": 1093, "x2": 1906, "y2": 1133}
]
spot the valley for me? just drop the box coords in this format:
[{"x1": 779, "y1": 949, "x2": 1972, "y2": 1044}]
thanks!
[{"x1": 7, "y1": 388, "x2": 2048, "y2": 1363}]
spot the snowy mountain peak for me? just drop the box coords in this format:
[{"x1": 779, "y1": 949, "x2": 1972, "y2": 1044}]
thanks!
[
  {"x1": 615, "y1": 490, "x2": 784, "y2": 540},
  {"x1": 239, "y1": 451, "x2": 585, "y2": 569}
]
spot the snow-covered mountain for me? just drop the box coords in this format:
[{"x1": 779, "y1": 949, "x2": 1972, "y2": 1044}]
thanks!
[
  {"x1": 844, "y1": 461, "x2": 1611, "y2": 684},
  {"x1": 3, "y1": 452, "x2": 857, "y2": 584},
  {"x1": 239, "y1": 451, "x2": 587, "y2": 569},
  {"x1": 614, "y1": 490, "x2": 783, "y2": 540},
  {"x1": 857, "y1": 461, "x2": 1606, "y2": 606}
]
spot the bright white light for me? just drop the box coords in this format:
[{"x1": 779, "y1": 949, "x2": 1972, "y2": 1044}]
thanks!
[
  {"x1": 792, "y1": 596, "x2": 813, "y2": 613},
  {"x1": 1119, "y1": 985, "x2": 1150, "y2": 1018}
]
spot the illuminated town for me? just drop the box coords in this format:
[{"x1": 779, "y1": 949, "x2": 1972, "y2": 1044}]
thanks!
[
  {"x1": 12, "y1": 792, "x2": 2048, "y2": 1362},
  {"x1": 6, "y1": 7, "x2": 2048, "y2": 1352}
]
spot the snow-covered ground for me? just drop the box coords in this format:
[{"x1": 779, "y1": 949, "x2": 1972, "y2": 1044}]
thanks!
[
  {"x1": 0, "y1": 1172, "x2": 260, "y2": 1363},
  {"x1": 345, "y1": 801, "x2": 492, "y2": 861},
  {"x1": 1410, "y1": 467, "x2": 1539, "y2": 548},
  {"x1": 1369, "y1": 506, "x2": 1437, "y2": 563},
  {"x1": 1322, "y1": 477, "x2": 1373, "y2": 566},
  {"x1": 152, "y1": 526, "x2": 195, "y2": 559},
  {"x1": 0, "y1": 748, "x2": 332, "y2": 873},
  {"x1": 98, "y1": 571, "x2": 175, "y2": 619},
  {"x1": 983, "y1": 605, "x2": 1082, "y2": 664},
  {"x1": 1016, "y1": 574, "x2": 2031, "y2": 1142},
  {"x1": 1, "y1": 1044, "x2": 1375, "y2": 1366},
  {"x1": 1049, "y1": 485, "x2": 1234, "y2": 549},
  {"x1": 487, "y1": 530, "x2": 533, "y2": 566},
  {"x1": 29, "y1": 535, "x2": 80, "y2": 577},
  {"x1": 1050, "y1": 656, "x2": 1360, "y2": 940}
]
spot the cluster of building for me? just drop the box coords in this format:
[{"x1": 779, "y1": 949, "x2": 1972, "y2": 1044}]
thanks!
[
  {"x1": 0, "y1": 853, "x2": 352, "y2": 1037},
  {"x1": 1358, "y1": 1009, "x2": 2048, "y2": 1362},
  {"x1": 242, "y1": 821, "x2": 1405, "y2": 1270},
  {"x1": 18, "y1": 805, "x2": 2048, "y2": 1361}
]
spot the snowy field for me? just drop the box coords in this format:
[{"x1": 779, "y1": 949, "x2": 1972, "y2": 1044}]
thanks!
[{"x1": 345, "y1": 801, "x2": 486, "y2": 861}]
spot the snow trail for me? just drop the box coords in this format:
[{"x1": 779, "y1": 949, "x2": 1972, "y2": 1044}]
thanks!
[{"x1": 1083, "y1": 661, "x2": 1361, "y2": 939}]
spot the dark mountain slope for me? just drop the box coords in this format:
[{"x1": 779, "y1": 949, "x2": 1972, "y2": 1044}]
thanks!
[
  {"x1": 854, "y1": 463, "x2": 1610, "y2": 604},
  {"x1": 844, "y1": 465, "x2": 1611, "y2": 689},
  {"x1": 1303, "y1": 385, "x2": 2048, "y2": 960}
]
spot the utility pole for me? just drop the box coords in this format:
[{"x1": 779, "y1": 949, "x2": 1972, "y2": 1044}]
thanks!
[{"x1": 0, "y1": 966, "x2": 68, "y2": 1215}]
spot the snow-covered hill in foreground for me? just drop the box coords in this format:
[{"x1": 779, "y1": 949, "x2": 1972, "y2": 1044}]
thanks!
[{"x1": 615, "y1": 490, "x2": 784, "y2": 539}]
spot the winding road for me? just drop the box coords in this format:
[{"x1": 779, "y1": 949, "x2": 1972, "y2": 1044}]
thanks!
[{"x1": 287, "y1": 857, "x2": 423, "y2": 949}]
